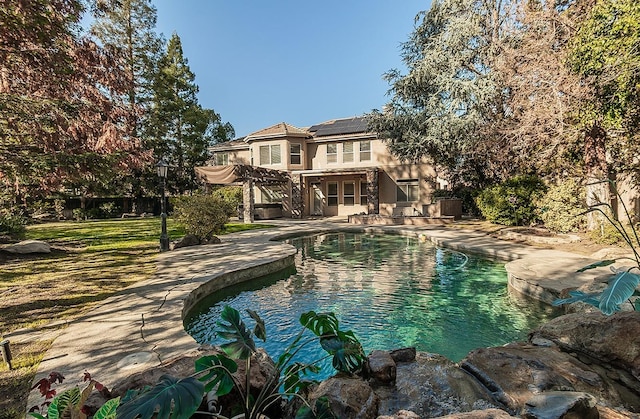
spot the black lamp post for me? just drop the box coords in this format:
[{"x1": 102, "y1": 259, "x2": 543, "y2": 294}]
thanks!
[{"x1": 156, "y1": 159, "x2": 169, "y2": 252}]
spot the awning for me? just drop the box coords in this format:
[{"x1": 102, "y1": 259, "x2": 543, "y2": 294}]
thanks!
[
  {"x1": 195, "y1": 164, "x2": 290, "y2": 185},
  {"x1": 195, "y1": 165, "x2": 240, "y2": 184}
]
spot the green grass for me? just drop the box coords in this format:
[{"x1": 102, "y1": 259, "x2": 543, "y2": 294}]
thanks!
[{"x1": 0, "y1": 217, "x2": 272, "y2": 418}]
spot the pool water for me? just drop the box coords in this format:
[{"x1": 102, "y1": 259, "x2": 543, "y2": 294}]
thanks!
[{"x1": 185, "y1": 232, "x2": 559, "y2": 372}]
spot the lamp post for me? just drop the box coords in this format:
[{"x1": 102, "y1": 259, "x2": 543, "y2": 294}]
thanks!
[{"x1": 156, "y1": 159, "x2": 169, "y2": 252}]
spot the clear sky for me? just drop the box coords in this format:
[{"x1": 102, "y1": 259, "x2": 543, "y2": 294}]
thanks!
[{"x1": 151, "y1": 1, "x2": 431, "y2": 138}]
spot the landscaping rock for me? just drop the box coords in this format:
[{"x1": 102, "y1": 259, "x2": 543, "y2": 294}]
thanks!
[
  {"x1": 368, "y1": 350, "x2": 396, "y2": 384},
  {"x1": 390, "y1": 347, "x2": 416, "y2": 363},
  {"x1": 3, "y1": 240, "x2": 50, "y2": 254},
  {"x1": 375, "y1": 353, "x2": 498, "y2": 418},
  {"x1": 172, "y1": 234, "x2": 201, "y2": 249},
  {"x1": 531, "y1": 311, "x2": 640, "y2": 380},
  {"x1": 377, "y1": 409, "x2": 420, "y2": 419},
  {"x1": 205, "y1": 235, "x2": 222, "y2": 244},
  {"x1": 431, "y1": 409, "x2": 516, "y2": 418},
  {"x1": 309, "y1": 376, "x2": 379, "y2": 419},
  {"x1": 521, "y1": 391, "x2": 598, "y2": 419}
]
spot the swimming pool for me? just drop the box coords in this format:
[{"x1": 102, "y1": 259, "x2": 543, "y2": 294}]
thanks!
[{"x1": 185, "y1": 232, "x2": 559, "y2": 370}]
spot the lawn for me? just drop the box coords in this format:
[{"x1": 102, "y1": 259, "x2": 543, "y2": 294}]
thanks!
[{"x1": 0, "y1": 217, "x2": 270, "y2": 419}]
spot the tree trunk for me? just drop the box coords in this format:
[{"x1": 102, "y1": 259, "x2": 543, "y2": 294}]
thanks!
[{"x1": 584, "y1": 123, "x2": 612, "y2": 231}]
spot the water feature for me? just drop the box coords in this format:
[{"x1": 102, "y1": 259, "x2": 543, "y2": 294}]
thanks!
[{"x1": 185, "y1": 232, "x2": 559, "y2": 373}]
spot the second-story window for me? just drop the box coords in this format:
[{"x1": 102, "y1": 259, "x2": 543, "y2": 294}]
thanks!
[
  {"x1": 360, "y1": 140, "x2": 371, "y2": 161},
  {"x1": 259, "y1": 145, "x2": 281, "y2": 165},
  {"x1": 343, "y1": 142, "x2": 354, "y2": 163},
  {"x1": 327, "y1": 143, "x2": 337, "y2": 163},
  {"x1": 290, "y1": 144, "x2": 301, "y2": 165},
  {"x1": 214, "y1": 152, "x2": 229, "y2": 166}
]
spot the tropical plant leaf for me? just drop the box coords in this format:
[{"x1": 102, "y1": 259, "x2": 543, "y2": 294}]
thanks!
[
  {"x1": 300, "y1": 311, "x2": 340, "y2": 337},
  {"x1": 195, "y1": 354, "x2": 238, "y2": 395},
  {"x1": 247, "y1": 308, "x2": 266, "y2": 342},
  {"x1": 552, "y1": 290, "x2": 602, "y2": 307},
  {"x1": 295, "y1": 396, "x2": 337, "y2": 419},
  {"x1": 599, "y1": 271, "x2": 640, "y2": 315},
  {"x1": 47, "y1": 387, "x2": 81, "y2": 419},
  {"x1": 216, "y1": 305, "x2": 256, "y2": 359},
  {"x1": 576, "y1": 260, "x2": 616, "y2": 272},
  {"x1": 115, "y1": 375, "x2": 204, "y2": 419},
  {"x1": 94, "y1": 397, "x2": 120, "y2": 419},
  {"x1": 320, "y1": 331, "x2": 365, "y2": 373}
]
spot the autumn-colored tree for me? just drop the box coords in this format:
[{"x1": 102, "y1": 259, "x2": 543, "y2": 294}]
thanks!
[{"x1": 0, "y1": 0, "x2": 146, "y2": 210}]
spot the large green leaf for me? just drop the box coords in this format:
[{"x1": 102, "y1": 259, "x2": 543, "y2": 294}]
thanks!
[
  {"x1": 247, "y1": 308, "x2": 266, "y2": 342},
  {"x1": 47, "y1": 387, "x2": 81, "y2": 419},
  {"x1": 94, "y1": 397, "x2": 120, "y2": 419},
  {"x1": 216, "y1": 305, "x2": 256, "y2": 359},
  {"x1": 195, "y1": 354, "x2": 238, "y2": 395},
  {"x1": 116, "y1": 375, "x2": 204, "y2": 419},
  {"x1": 576, "y1": 260, "x2": 616, "y2": 272},
  {"x1": 599, "y1": 271, "x2": 640, "y2": 315},
  {"x1": 320, "y1": 331, "x2": 364, "y2": 373},
  {"x1": 552, "y1": 290, "x2": 602, "y2": 307},
  {"x1": 300, "y1": 311, "x2": 340, "y2": 337}
]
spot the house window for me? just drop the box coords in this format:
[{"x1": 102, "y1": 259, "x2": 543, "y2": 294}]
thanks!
[
  {"x1": 327, "y1": 182, "x2": 338, "y2": 206},
  {"x1": 327, "y1": 143, "x2": 337, "y2": 164},
  {"x1": 397, "y1": 179, "x2": 419, "y2": 202},
  {"x1": 360, "y1": 181, "x2": 368, "y2": 205},
  {"x1": 259, "y1": 145, "x2": 281, "y2": 165},
  {"x1": 343, "y1": 182, "x2": 355, "y2": 206},
  {"x1": 290, "y1": 144, "x2": 301, "y2": 165},
  {"x1": 214, "y1": 152, "x2": 229, "y2": 166},
  {"x1": 343, "y1": 142, "x2": 354, "y2": 163},
  {"x1": 360, "y1": 140, "x2": 371, "y2": 161}
]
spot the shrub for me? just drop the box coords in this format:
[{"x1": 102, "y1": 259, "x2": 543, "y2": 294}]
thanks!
[
  {"x1": 0, "y1": 212, "x2": 27, "y2": 238},
  {"x1": 475, "y1": 175, "x2": 546, "y2": 226},
  {"x1": 537, "y1": 178, "x2": 587, "y2": 233},
  {"x1": 99, "y1": 201, "x2": 119, "y2": 218},
  {"x1": 53, "y1": 199, "x2": 66, "y2": 219},
  {"x1": 172, "y1": 194, "x2": 233, "y2": 241},
  {"x1": 212, "y1": 186, "x2": 243, "y2": 217}
]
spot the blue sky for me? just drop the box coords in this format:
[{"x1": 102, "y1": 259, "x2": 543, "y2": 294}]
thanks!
[{"x1": 151, "y1": 1, "x2": 431, "y2": 138}]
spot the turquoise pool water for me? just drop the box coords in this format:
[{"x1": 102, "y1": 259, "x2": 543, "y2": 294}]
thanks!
[{"x1": 185, "y1": 232, "x2": 559, "y2": 369}]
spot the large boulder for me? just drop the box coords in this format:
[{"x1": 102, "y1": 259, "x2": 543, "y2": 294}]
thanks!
[
  {"x1": 309, "y1": 376, "x2": 379, "y2": 419},
  {"x1": 521, "y1": 391, "x2": 598, "y2": 419},
  {"x1": 531, "y1": 311, "x2": 640, "y2": 380},
  {"x1": 431, "y1": 409, "x2": 517, "y2": 418},
  {"x1": 3, "y1": 240, "x2": 50, "y2": 254},
  {"x1": 375, "y1": 353, "x2": 498, "y2": 418}
]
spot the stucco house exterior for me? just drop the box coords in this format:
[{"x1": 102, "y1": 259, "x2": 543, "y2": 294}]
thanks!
[{"x1": 198, "y1": 116, "x2": 446, "y2": 220}]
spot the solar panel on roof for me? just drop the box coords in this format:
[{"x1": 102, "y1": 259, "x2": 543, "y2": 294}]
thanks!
[{"x1": 311, "y1": 117, "x2": 370, "y2": 137}]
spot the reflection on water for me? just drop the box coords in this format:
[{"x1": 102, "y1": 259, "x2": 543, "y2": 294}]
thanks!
[{"x1": 186, "y1": 232, "x2": 560, "y2": 369}]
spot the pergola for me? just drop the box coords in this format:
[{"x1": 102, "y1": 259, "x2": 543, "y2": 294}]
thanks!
[{"x1": 195, "y1": 165, "x2": 291, "y2": 223}]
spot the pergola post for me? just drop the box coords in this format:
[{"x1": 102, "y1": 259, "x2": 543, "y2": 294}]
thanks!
[
  {"x1": 242, "y1": 178, "x2": 255, "y2": 223},
  {"x1": 291, "y1": 173, "x2": 303, "y2": 219},
  {"x1": 367, "y1": 168, "x2": 379, "y2": 215}
]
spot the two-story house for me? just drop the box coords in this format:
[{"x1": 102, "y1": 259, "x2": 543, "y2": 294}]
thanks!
[{"x1": 197, "y1": 116, "x2": 441, "y2": 220}]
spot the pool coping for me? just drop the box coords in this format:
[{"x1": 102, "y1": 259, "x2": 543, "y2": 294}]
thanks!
[{"x1": 23, "y1": 219, "x2": 609, "y2": 411}]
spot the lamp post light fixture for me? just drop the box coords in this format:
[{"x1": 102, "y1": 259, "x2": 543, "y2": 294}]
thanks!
[{"x1": 156, "y1": 158, "x2": 170, "y2": 252}]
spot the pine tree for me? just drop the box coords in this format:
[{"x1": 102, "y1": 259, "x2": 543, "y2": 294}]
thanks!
[{"x1": 150, "y1": 33, "x2": 234, "y2": 194}]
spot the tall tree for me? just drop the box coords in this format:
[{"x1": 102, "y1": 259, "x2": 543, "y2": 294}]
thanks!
[
  {"x1": 90, "y1": 0, "x2": 163, "y2": 202},
  {"x1": 0, "y1": 0, "x2": 144, "y2": 209},
  {"x1": 368, "y1": 0, "x2": 517, "y2": 187},
  {"x1": 150, "y1": 33, "x2": 234, "y2": 194}
]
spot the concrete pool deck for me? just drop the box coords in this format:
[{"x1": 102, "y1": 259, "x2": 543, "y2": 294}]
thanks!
[{"x1": 21, "y1": 217, "x2": 611, "y2": 408}]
